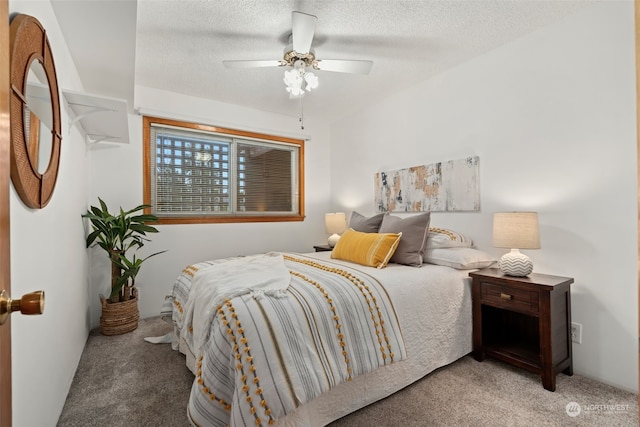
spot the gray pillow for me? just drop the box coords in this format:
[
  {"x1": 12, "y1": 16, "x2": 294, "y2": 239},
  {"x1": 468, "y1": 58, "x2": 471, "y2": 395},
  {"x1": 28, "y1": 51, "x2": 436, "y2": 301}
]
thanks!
[
  {"x1": 349, "y1": 211, "x2": 385, "y2": 233},
  {"x1": 378, "y1": 212, "x2": 431, "y2": 267}
]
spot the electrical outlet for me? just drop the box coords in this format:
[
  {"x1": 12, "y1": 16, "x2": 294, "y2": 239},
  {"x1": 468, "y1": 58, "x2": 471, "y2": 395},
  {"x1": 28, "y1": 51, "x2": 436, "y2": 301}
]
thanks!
[{"x1": 571, "y1": 322, "x2": 582, "y2": 344}]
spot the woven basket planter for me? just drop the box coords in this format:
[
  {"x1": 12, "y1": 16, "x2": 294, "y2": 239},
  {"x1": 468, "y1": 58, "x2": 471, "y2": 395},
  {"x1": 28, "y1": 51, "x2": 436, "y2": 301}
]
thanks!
[{"x1": 100, "y1": 287, "x2": 139, "y2": 336}]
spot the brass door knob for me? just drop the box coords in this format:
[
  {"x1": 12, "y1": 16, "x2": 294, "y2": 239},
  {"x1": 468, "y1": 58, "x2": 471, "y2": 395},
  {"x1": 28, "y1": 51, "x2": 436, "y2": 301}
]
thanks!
[{"x1": 0, "y1": 290, "x2": 45, "y2": 325}]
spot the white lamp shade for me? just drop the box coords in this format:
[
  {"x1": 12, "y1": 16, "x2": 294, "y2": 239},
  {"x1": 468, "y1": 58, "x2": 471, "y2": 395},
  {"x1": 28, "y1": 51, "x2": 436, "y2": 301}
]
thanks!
[
  {"x1": 325, "y1": 212, "x2": 347, "y2": 234},
  {"x1": 492, "y1": 212, "x2": 540, "y2": 249},
  {"x1": 325, "y1": 213, "x2": 347, "y2": 248}
]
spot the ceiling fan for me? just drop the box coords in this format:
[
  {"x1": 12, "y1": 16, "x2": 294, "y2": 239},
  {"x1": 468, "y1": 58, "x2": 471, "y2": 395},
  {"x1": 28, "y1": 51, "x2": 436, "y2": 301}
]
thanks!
[{"x1": 223, "y1": 11, "x2": 373, "y2": 97}]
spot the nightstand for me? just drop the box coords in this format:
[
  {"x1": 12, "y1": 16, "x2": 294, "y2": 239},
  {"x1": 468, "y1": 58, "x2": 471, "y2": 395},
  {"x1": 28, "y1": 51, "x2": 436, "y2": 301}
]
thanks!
[
  {"x1": 313, "y1": 244, "x2": 333, "y2": 252},
  {"x1": 469, "y1": 268, "x2": 574, "y2": 392}
]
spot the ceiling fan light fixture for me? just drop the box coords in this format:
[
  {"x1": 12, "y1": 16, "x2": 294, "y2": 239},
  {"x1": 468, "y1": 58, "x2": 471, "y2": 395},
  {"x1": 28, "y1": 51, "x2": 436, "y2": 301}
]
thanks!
[
  {"x1": 286, "y1": 84, "x2": 305, "y2": 97},
  {"x1": 304, "y1": 71, "x2": 318, "y2": 91},
  {"x1": 283, "y1": 68, "x2": 302, "y2": 86},
  {"x1": 283, "y1": 68, "x2": 303, "y2": 96},
  {"x1": 224, "y1": 10, "x2": 372, "y2": 105},
  {"x1": 283, "y1": 67, "x2": 318, "y2": 97}
]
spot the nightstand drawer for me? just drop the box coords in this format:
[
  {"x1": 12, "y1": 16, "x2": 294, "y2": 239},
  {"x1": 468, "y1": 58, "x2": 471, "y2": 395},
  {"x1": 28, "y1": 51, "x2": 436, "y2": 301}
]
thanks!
[{"x1": 481, "y1": 283, "x2": 539, "y2": 314}]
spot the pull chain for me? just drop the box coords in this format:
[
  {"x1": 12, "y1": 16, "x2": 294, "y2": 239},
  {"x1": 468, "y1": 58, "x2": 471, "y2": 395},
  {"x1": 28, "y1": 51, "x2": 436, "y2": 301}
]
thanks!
[{"x1": 299, "y1": 95, "x2": 305, "y2": 130}]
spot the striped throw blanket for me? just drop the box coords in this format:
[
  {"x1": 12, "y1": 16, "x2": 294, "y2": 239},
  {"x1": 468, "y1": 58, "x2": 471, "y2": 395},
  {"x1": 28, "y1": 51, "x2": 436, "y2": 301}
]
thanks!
[{"x1": 172, "y1": 253, "x2": 406, "y2": 427}]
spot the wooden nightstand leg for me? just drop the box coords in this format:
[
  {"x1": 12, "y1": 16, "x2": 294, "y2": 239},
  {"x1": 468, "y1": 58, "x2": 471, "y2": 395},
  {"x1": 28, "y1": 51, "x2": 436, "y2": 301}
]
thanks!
[
  {"x1": 472, "y1": 282, "x2": 484, "y2": 362},
  {"x1": 563, "y1": 364, "x2": 574, "y2": 376},
  {"x1": 541, "y1": 368, "x2": 557, "y2": 392},
  {"x1": 539, "y1": 292, "x2": 555, "y2": 391},
  {"x1": 563, "y1": 291, "x2": 574, "y2": 377}
]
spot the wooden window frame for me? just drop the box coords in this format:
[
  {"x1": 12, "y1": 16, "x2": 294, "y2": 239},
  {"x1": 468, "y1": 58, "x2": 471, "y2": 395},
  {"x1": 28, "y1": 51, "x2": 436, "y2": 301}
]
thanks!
[{"x1": 143, "y1": 116, "x2": 305, "y2": 224}]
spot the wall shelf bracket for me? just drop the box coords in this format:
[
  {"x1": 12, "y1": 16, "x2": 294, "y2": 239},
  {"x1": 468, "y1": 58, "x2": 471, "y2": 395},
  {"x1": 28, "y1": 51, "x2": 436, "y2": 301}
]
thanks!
[{"x1": 62, "y1": 88, "x2": 129, "y2": 145}]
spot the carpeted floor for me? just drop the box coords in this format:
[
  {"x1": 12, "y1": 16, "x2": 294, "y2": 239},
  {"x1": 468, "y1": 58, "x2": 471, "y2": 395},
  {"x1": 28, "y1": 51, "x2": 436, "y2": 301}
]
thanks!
[
  {"x1": 57, "y1": 316, "x2": 638, "y2": 426},
  {"x1": 57, "y1": 316, "x2": 194, "y2": 427}
]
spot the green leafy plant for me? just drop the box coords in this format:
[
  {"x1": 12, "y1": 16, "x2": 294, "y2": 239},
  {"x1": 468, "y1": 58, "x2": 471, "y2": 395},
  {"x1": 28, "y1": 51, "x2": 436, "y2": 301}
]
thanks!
[
  {"x1": 112, "y1": 251, "x2": 166, "y2": 301},
  {"x1": 82, "y1": 198, "x2": 165, "y2": 303}
]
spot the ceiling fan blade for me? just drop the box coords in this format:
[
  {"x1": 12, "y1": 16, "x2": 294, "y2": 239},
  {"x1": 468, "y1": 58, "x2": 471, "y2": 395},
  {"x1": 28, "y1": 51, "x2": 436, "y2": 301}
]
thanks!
[
  {"x1": 291, "y1": 11, "x2": 317, "y2": 54},
  {"x1": 223, "y1": 60, "x2": 284, "y2": 69},
  {"x1": 315, "y1": 59, "x2": 373, "y2": 75}
]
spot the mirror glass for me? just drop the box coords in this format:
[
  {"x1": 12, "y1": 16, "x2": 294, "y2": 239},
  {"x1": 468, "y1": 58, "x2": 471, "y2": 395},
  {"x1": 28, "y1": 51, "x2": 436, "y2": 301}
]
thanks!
[{"x1": 24, "y1": 61, "x2": 53, "y2": 174}]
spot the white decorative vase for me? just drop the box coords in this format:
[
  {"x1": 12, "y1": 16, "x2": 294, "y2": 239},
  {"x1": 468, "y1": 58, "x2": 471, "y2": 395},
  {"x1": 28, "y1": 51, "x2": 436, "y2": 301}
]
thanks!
[{"x1": 499, "y1": 249, "x2": 533, "y2": 277}]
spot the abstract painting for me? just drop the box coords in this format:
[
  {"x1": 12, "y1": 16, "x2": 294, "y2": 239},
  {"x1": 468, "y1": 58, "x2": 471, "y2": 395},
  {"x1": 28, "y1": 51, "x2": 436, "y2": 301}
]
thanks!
[{"x1": 374, "y1": 156, "x2": 479, "y2": 212}]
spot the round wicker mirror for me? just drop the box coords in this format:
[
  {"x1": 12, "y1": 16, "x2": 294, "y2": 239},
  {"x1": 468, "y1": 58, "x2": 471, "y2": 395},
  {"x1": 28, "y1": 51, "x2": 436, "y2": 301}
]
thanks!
[{"x1": 9, "y1": 14, "x2": 62, "y2": 209}]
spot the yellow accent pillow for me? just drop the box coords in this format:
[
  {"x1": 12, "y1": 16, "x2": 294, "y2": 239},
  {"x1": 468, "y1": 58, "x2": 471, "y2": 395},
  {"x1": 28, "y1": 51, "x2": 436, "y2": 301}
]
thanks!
[{"x1": 331, "y1": 228, "x2": 402, "y2": 268}]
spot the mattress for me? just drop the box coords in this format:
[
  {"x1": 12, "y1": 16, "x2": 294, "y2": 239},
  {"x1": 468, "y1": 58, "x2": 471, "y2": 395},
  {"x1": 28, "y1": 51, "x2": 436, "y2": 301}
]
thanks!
[{"x1": 172, "y1": 251, "x2": 473, "y2": 426}]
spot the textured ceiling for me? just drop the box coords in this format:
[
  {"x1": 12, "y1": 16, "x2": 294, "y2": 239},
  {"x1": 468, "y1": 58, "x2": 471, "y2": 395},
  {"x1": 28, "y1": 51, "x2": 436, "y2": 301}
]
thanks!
[{"x1": 54, "y1": 0, "x2": 598, "y2": 125}]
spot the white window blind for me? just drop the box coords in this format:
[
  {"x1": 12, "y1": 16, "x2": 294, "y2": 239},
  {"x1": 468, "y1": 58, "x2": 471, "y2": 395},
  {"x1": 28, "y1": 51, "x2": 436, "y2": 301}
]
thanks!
[{"x1": 149, "y1": 124, "x2": 299, "y2": 218}]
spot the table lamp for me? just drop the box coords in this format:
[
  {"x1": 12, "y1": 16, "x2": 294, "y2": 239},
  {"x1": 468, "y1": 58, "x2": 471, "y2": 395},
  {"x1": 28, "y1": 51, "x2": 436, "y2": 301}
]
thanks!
[
  {"x1": 492, "y1": 212, "x2": 540, "y2": 276},
  {"x1": 325, "y1": 212, "x2": 347, "y2": 247}
]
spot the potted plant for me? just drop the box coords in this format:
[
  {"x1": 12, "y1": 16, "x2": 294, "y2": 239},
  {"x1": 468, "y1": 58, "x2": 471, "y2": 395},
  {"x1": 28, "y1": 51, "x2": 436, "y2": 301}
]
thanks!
[{"x1": 82, "y1": 198, "x2": 165, "y2": 335}]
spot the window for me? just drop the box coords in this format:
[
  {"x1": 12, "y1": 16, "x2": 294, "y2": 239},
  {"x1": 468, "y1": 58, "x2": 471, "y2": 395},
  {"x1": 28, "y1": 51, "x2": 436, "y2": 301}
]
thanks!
[{"x1": 143, "y1": 116, "x2": 305, "y2": 224}]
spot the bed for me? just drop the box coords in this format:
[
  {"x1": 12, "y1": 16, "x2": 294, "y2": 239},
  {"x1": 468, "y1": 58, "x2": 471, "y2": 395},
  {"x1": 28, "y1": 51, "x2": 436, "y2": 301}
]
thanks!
[{"x1": 170, "y1": 248, "x2": 475, "y2": 427}]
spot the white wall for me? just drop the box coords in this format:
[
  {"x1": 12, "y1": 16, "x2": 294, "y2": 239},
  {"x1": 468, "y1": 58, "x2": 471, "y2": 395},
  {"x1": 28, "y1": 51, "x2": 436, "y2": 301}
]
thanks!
[
  {"x1": 5, "y1": 2, "x2": 637, "y2": 426},
  {"x1": 330, "y1": 1, "x2": 638, "y2": 392},
  {"x1": 87, "y1": 86, "x2": 332, "y2": 323},
  {"x1": 8, "y1": 1, "x2": 91, "y2": 426}
]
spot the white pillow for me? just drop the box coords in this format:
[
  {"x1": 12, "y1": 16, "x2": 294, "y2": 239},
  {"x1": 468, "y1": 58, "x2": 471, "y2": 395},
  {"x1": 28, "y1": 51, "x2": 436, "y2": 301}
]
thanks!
[
  {"x1": 424, "y1": 247, "x2": 496, "y2": 270},
  {"x1": 426, "y1": 227, "x2": 473, "y2": 249}
]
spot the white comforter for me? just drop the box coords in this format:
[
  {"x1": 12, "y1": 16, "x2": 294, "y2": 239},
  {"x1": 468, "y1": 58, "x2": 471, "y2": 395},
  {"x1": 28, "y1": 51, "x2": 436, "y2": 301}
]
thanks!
[
  {"x1": 186, "y1": 252, "x2": 291, "y2": 357},
  {"x1": 172, "y1": 252, "x2": 408, "y2": 427},
  {"x1": 172, "y1": 252, "x2": 472, "y2": 427},
  {"x1": 274, "y1": 252, "x2": 473, "y2": 426}
]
